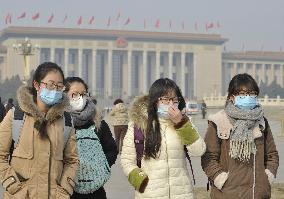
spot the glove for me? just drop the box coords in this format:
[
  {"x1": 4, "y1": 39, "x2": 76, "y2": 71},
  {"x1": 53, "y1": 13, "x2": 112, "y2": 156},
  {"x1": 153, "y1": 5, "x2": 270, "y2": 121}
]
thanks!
[
  {"x1": 128, "y1": 168, "x2": 149, "y2": 193},
  {"x1": 175, "y1": 119, "x2": 199, "y2": 145}
]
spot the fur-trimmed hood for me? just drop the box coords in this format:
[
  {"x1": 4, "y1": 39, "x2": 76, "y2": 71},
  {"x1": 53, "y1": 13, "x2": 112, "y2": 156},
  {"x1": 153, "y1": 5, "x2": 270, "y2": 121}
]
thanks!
[
  {"x1": 128, "y1": 95, "x2": 148, "y2": 133},
  {"x1": 17, "y1": 85, "x2": 70, "y2": 127}
]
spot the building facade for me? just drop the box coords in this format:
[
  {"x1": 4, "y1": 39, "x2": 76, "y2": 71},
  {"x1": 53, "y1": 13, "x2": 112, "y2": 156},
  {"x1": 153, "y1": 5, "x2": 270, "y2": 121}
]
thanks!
[
  {"x1": 222, "y1": 51, "x2": 284, "y2": 95},
  {"x1": 0, "y1": 26, "x2": 226, "y2": 100},
  {"x1": 0, "y1": 45, "x2": 7, "y2": 83}
]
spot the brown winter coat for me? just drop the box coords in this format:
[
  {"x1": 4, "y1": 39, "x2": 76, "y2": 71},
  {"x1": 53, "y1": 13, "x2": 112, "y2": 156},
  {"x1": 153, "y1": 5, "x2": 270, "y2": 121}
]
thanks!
[
  {"x1": 201, "y1": 110, "x2": 279, "y2": 199},
  {"x1": 0, "y1": 86, "x2": 79, "y2": 199}
]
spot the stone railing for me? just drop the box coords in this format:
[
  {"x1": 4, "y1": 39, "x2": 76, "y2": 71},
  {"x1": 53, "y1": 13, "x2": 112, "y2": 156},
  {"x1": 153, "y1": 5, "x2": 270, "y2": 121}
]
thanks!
[{"x1": 203, "y1": 95, "x2": 284, "y2": 108}]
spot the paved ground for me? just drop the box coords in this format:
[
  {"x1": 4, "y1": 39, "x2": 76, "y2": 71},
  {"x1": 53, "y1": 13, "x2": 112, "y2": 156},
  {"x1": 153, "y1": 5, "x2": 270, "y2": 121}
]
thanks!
[{"x1": 0, "y1": 107, "x2": 283, "y2": 199}]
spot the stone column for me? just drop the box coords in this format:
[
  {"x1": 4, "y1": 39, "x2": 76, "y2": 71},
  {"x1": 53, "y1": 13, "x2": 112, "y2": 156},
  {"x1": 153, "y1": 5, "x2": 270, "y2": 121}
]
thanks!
[
  {"x1": 106, "y1": 49, "x2": 113, "y2": 98},
  {"x1": 50, "y1": 48, "x2": 55, "y2": 62},
  {"x1": 168, "y1": 51, "x2": 173, "y2": 79},
  {"x1": 92, "y1": 49, "x2": 97, "y2": 95},
  {"x1": 78, "y1": 48, "x2": 83, "y2": 77},
  {"x1": 156, "y1": 51, "x2": 160, "y2": 80},
  {"x1": 180, "y1": 52, "x2": 185, "y2": 94},
  {"x1": 142, "y1": 51, "x2": 147, "y2": 93},
  {"x1": 64, "y1": 48, "x2": 69, "y2": 76},
  {"x1": 127, "y1": 51, "x2": 132, "y2": 97}
]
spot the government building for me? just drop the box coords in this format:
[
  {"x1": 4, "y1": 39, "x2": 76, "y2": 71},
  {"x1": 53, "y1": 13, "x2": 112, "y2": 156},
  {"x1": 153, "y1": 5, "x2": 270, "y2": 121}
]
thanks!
[
  {"x1": 0, "y1": 26, "x2": 283, "y2": 100},
  {"x1": 0, "y1": 26, "x2": 226, "y2": 100}
]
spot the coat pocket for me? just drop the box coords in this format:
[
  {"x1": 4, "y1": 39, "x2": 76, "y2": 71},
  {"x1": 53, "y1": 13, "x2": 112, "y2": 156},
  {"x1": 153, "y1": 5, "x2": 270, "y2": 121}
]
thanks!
[{"x1": 4, "y1": 184, "x2": 29, "y2": 199}]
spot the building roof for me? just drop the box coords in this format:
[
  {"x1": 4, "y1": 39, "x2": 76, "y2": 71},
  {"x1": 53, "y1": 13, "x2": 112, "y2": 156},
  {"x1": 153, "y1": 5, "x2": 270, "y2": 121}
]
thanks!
[
  {"x1": 223, "y1": 51, "x2": 284, "y2": 62},
  {"x1": 0, "y1": 26, "x2": 227, "y2": 45}
]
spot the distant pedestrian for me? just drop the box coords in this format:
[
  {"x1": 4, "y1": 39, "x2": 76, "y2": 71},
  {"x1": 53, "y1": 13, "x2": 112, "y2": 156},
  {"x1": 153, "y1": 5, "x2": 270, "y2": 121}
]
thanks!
[
  {"x1": 0, "y1": 97, "x2": 5, "y2": 123},
  {"x1": 109, "y1": 99, "x2": 129, "y2": 153},
  {"x1": 201, "y1": 73, "x2": 279, "y2": 199},
  {"x1": 5, "y1": 98, "x2": 14, "y2": 114},
  {"x1": 201, "y1": 100, "x2": 207, "y2": 119}
]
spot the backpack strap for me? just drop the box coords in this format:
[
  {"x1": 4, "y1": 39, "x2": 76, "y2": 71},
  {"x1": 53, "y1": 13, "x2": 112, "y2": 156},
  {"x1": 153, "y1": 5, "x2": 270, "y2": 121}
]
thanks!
[
  {"x1": 184, "y1": 146, "x2": 196, "y2": 186},
  {"x1": 12, "y1": 106, "x2": 25, "y2": 146},
  {"x1": 63, "y1": 112, "x2": 73, "y2": 146},
  {"x1": 134, "y1": 125, "x2": 144, "y2": 168}
]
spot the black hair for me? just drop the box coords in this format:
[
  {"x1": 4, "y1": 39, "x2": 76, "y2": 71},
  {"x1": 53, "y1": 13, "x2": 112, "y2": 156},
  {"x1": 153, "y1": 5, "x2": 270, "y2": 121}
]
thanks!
[
  {"x1": 64, "y1": 77, "x2": 88, "y2": 93},
  {"x1": 113, "y1": 99, "x2": 123, "y2": 105},
  {"x1": 227, "y1": 73, "x2": 259, "y2": 100},
  {"x1": 144, "y1": 78, "x2": 185, "y2": 159},
  {"x1": 31, "y1": 62, "x2": 64, "y2": 98},
  {"x1": 31, "y1": 62, "x2": 64, "y2": 138},
  {"x1": 8, "y1": 98, "x2": 13, "y2": 104}
]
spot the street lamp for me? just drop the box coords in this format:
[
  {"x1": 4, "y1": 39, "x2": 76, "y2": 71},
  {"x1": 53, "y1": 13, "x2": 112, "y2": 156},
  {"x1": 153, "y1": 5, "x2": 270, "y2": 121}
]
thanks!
[{"x1": 13, "y1": 37, "x2": 40, "y2": 84}]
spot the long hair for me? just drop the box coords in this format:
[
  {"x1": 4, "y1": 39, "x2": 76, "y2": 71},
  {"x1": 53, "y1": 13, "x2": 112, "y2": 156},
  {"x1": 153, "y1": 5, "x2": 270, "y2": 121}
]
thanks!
[{"x1": 144, "y1": 78, "x2": 185, "y2": 159}]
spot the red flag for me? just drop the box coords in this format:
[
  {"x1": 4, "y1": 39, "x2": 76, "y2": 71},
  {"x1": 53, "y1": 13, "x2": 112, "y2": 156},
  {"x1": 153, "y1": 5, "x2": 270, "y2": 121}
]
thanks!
[
  {"x1": 77, "y1": 16, "x2": 82, "y2": 25},
  {"x1": 194, "y1": 22, "x2": 198, "y2": 31},
  {"x1": 17, "y1": 12, "x2": 26, "y2": 20},
  {"x1": 107, "y1": 17, "x2": 111, "y2": 27},
  {"x1": 89, "y1": 16, "x2": 95, "y2": 25},
  {"x1": 144, "y1": 19, "x2": 147, "y2": 29},
  {"x1": 124, "y1": 17, "x2": 130, "y2": 25},
  {"x1": 116, "y1": 12, "x2": 121, "y2": 21},
  {"x1": 155, "y1": 19, "x2": 160, "y2": 28},
  {"x1": 48, "y1": 14, "x2": 54, "y2": 23},
  {"x1": 62, "y1": 15, "x2": 67, "y2": 23},
  {"x1": 205, "y1": 22, "x2": 214, "y2": 31},
  {"x1": 32, "y1": 12, "x2": 40, "y2": 20},
  {"x1": 5, "y1": 14, "x2": 12, "y2": 24}
]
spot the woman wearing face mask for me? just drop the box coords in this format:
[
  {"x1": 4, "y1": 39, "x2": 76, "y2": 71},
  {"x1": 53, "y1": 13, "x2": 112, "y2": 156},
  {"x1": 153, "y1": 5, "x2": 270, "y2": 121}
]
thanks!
[
  {"x1": 0, "y1": 62, "x2": 79, "y2": 199},
  {"x1": 64, "y1": 77, "x2": 117, "y2": 199},
  {"x1": 201, "y1": 73, "x2": 279, "y2": 199},
  {"x1": 120, "y1": 78, "x2": 206, "y2": 199}
]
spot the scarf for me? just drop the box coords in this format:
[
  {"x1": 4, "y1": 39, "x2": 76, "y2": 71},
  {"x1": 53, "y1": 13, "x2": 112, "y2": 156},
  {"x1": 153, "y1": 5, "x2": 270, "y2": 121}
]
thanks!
[
  {"x1": 224, "y1": 101, "x2": 264, "y2": 162},
  {"x1": 71, "y1": 99, "x2": 96, "y2": 127}
]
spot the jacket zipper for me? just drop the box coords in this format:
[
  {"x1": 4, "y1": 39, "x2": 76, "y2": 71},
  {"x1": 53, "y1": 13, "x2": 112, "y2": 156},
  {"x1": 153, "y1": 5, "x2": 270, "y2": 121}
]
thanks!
[
  {"x1": 162, "y1": 126, "x2": 171, "y2": 198},
  {"x1": 47, "y1": 136, "x2": 52, "y2": 199}
]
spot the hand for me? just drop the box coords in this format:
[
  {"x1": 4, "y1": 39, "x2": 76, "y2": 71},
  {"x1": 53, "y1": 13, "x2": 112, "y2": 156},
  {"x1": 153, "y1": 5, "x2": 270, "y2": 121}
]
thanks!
[{"x1": 168, "y1": 105, "x2": 183, "y2": 124}]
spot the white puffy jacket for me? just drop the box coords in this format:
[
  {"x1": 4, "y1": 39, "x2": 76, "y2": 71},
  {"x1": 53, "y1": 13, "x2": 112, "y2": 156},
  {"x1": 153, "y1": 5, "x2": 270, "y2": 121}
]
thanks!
[{"x1": 120, "y1": 96, "x2": 206, "y2": 199}]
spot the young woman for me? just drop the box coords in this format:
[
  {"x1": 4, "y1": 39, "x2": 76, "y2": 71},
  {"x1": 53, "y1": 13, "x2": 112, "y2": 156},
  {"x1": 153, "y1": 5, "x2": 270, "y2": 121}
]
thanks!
[
  {"x1": 64, "y1": 77, "x2": 117, "y2": 199},
  {"x1": 0, "y1": 62, "x2": 79, "y2": 199},
  {"x1": 201, "y1": 73, "x2": 279, "y2": 199},
  {"x1": 109, "y1": 99, "x2": 129, "y2": 153},
  {"x1": 121, "y1": 78, "x2": 206, "y2": 199}
]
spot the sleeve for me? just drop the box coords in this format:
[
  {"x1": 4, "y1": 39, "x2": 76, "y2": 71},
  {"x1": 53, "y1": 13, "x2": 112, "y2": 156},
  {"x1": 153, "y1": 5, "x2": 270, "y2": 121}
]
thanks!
[
  {"x1": 120, "y1": 121, "x2": 138, "y2": 175},
  {"x1": 0, "y1": 110, "x2": 23, "y2": 194},
  {"x1": 264, "y1": 119, "x2": 279, "y2": 177},
  {"x1": 99, "y1": 120, "x2": 118, "y2": 167},
  {"x1": 201, "y1": 121, "x2": 225, "y2": 182},
  {"x1": 120, "y1": 121, "x2": 148, "y2": 192},
  {"x1": 175, "y1": 116, "x2": 206, "y2": 156},
  {"x1": 59, "y1": 128, "x2": 79, "y2": 195}
]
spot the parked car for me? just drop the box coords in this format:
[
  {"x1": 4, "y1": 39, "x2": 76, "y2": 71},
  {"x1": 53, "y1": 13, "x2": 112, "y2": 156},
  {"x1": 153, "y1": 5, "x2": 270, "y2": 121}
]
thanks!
[{"x1": 186, "y1": 101, "x2": 199, "y2": 115}]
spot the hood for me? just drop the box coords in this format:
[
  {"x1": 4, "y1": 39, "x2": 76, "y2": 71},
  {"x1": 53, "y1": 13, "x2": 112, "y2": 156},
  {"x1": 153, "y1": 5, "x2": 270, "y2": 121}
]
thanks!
[
  {"x1": 128, "y1": 95, "x2": 148, "y2": 133},
  {"x1": 114, "y1": 103, "x2": 127, "y2": 113},
  {"x1": 17, "y1": 86, "x2": 70, "y2": 128}
]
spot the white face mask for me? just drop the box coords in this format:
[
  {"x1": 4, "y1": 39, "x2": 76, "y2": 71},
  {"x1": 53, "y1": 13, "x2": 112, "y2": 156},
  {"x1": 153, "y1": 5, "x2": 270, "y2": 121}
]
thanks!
[{"x1": 70, "y1": 96, "x2": 87, "y2": 111}]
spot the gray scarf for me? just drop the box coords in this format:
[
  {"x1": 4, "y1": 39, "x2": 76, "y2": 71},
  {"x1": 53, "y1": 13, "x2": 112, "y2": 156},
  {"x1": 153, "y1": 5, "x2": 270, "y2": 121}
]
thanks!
[
  {"x1": 71, "y1": 99, "x2": 96, "y2": 127},
  {"x1": 224, "y1": 101, "x2": 264, "y2": 162}
]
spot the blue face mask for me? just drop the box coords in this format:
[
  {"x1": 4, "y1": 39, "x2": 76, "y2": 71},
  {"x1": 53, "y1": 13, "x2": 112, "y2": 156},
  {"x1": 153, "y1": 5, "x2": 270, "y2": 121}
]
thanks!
[
  {"x1": 234, "y1": 96, "x2": 258, "y2": 110},
  {"x1": 157, "y1": 104, "x2": 179, "y2": 119},
  {"x1": 40, "y1": 88, "x2": 63, "y2": 106}
]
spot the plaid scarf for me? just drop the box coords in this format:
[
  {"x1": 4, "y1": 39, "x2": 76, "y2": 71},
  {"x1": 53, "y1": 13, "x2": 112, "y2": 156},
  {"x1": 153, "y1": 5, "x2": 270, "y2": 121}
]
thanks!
[{"x1": 224, "y1": 101, "x2": 264, "y2": 162}]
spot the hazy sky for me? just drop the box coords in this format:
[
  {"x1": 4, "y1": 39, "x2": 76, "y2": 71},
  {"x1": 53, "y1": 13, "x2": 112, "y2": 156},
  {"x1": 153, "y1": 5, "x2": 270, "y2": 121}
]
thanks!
[{"x1": 1, "y1": 0, "x2": 284, "y2": 51}]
